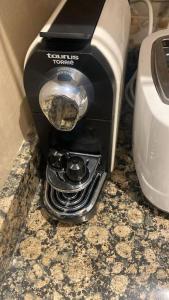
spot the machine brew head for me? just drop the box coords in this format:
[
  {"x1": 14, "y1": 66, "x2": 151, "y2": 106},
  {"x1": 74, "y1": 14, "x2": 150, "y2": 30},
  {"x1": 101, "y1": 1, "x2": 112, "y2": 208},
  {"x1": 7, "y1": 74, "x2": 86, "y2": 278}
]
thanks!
[{"x1": 39, "y1": 67, "x2": 92, "y2": 131}]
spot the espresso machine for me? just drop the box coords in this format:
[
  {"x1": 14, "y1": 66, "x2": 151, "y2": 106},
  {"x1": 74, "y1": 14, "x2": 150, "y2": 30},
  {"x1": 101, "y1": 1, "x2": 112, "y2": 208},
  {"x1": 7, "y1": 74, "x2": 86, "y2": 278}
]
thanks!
[{"x1": 24, "y1": 0, "x2": 131, "y2": 223}]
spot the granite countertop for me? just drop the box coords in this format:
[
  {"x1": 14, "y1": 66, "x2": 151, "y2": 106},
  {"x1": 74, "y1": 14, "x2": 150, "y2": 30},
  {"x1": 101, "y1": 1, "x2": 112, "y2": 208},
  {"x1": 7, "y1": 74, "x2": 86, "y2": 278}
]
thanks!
[{"x1": 0, "y1": 107, "x2": 169, "y2": 300}]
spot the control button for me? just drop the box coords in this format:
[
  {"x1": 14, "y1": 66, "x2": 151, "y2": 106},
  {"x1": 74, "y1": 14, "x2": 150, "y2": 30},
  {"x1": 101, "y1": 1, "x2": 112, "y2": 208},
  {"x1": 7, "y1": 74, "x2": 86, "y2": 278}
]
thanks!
[{"x1": 66, "y1": 156, "x2": 87, "y2": 182}]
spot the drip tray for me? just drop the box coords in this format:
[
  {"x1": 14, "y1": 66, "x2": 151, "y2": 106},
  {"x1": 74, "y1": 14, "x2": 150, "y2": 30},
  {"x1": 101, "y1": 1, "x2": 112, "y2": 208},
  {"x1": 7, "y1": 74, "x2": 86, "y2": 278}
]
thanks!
[{"x1": 43, "y1": 170, "x2": 107, "y2": 224}]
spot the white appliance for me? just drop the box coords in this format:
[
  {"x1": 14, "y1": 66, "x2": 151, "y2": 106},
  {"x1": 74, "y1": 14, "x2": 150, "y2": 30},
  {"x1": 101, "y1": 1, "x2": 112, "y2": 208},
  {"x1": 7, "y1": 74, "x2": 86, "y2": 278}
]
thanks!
[{"x1": 133, "y1": 29, "x2": 169, "y2": 212}]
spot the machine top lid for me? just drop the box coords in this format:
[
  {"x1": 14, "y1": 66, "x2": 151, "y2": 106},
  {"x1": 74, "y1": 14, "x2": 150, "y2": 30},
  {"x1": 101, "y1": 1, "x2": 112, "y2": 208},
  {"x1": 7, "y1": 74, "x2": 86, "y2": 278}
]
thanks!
[{"x1": 40, "y1": 0, "x2": 106, "y2": 40}]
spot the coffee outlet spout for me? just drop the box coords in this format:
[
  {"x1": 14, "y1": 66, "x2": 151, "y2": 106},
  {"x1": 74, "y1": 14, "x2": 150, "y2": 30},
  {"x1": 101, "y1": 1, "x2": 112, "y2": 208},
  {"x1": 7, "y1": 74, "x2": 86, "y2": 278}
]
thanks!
[
  {"x1": 23, "y1": 0, "x2": 131, "y2": 223},
  {"x1": 66, "y1": 156, "x2": 87, "y2": 183}
]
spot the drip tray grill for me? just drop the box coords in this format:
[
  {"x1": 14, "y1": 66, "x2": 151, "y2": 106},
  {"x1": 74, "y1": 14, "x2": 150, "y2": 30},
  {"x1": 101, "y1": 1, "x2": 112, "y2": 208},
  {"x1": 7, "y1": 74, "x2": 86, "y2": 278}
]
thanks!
[
  {"x1": 51, "y1": 189, "x2": 87, "y2": 212},
  {"x1": 43, "y1": 171, "x2": 107, "y2": 223}
]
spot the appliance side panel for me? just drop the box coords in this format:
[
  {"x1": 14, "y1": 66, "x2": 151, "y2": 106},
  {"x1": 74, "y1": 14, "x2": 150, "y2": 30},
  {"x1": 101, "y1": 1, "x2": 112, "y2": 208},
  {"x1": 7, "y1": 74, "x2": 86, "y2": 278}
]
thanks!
[
  {"x1": 92, "y1": 0, "x2": 131, "y2": 68},
  {"x1": 91, "y1": 0, "x2": 131, "y2": 172}
]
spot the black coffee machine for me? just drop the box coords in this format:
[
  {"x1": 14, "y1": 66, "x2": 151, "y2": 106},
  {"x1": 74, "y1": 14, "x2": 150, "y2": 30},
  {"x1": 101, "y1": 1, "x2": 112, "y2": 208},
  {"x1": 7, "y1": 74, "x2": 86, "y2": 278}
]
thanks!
[{"x1": 24, "y1": 0, "x2": 131, "y2": 223}]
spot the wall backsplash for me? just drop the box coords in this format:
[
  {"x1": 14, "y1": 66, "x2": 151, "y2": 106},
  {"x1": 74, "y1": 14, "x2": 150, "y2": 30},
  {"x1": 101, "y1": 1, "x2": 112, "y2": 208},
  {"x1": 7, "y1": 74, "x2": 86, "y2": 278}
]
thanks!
[
  {"x1": 130, "y1": 0, "x2": 169, "y2": 47},
  {"x1": 0, "y1": 0, "x2": 60, "y2": 189}
]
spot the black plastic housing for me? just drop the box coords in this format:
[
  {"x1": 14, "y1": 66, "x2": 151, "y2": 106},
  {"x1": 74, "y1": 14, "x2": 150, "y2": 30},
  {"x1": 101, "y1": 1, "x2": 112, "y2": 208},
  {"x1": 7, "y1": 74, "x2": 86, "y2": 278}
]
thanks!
[{"x1": 24, "y1": 0, "x2": 114, "y2": 223}]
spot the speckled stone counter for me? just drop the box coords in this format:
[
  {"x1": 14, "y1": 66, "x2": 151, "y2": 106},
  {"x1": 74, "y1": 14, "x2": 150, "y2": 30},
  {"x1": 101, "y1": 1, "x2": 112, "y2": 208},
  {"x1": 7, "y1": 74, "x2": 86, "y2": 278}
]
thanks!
[
  {"x1": 0, "y1": 134, "x2": 39, "y2": 280},
  {"x1": 1, "y1": 108, "x2": 169, "y2": 300}
]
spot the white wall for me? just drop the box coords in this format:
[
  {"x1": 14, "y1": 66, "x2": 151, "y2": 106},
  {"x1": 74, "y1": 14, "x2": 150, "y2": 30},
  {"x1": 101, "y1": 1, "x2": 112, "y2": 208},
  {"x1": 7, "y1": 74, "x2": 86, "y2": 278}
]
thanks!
[{"x1": 0, "y1": 0, "x2": 60, "y2": 188}]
